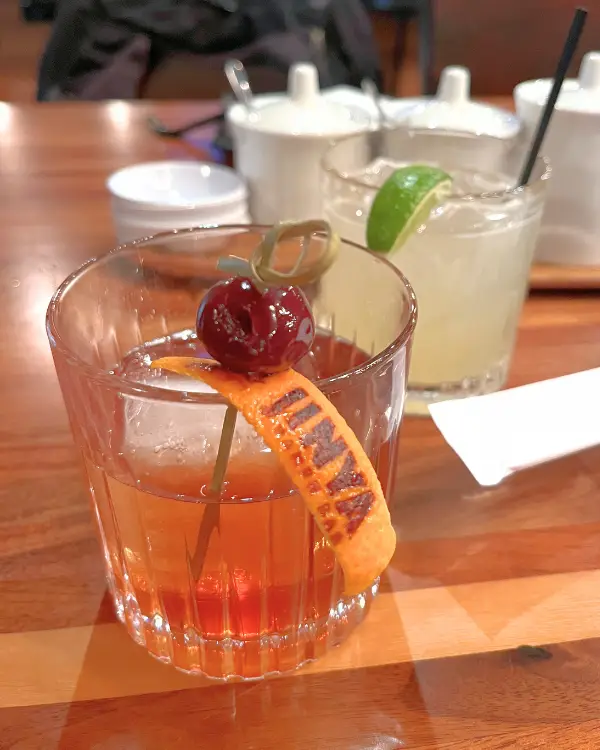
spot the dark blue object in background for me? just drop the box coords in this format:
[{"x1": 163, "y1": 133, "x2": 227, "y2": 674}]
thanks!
[{"x1": 368, "y1": 0, "x2": 400, "y2": 9}]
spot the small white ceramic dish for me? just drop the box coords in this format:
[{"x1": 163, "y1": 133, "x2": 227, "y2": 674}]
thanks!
[
  {"x1": 106, "y1": 161, "x2": 250, "y2": 244},
  {"x1": 106, "y1": 161, "x2": 247, "y2": 211}
]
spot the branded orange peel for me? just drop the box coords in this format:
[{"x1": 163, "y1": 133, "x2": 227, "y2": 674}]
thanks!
[{"x1": 151, "y1": 356, "x2": 396, "y2": 595}]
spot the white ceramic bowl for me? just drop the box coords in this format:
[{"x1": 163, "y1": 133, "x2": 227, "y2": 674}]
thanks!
[{"x1": 106, "y1": 161, "x2": 250, "y2": 243}]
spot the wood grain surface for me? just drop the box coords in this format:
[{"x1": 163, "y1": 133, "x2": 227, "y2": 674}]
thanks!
[
  {"x1": 2, "y1": 100, "x2": 600, "y2": 749},
  {"x1": 434, "y1": 0, "x2": 600, "y2": 95},
  {"x1": 529, "y1": 263, "x2": 600, "y2": 290}
]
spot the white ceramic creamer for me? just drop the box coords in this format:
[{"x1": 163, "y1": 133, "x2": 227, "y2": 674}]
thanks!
[
  {"x1": 515, "y1": 52, "x2": 600, "y2": 266},
  {"x1": 227, "y1": 63, "x2": 371, "y2": 224}
]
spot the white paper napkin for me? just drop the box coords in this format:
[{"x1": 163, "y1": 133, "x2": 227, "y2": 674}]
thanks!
[{"x1": 428, "y1": 367, "x2": 600, "y2": 486}]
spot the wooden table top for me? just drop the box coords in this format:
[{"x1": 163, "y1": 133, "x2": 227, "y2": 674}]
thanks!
[{"x1": 2, "y1": 99, "x2": 600, "y2": 750}]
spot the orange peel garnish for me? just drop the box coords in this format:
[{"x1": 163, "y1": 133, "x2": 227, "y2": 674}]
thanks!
[{"x1": 151, "y1": 356, "x2": 396, "y2": 596}]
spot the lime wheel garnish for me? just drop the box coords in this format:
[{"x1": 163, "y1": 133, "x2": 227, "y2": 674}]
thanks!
[{"x1": 366, "y1": 165, "x2": 452, "y2": 253}]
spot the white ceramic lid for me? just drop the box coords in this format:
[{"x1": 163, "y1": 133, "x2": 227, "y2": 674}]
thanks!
[
  {"x1": 245, "y1": 63, "x2": 370, "y2": 135},
  {"x1": 396, "y1": 66, "x2": 521, "y2": 138},
  {"x1": 515, "y1": 51, "x2": 600, "y2": 114}
]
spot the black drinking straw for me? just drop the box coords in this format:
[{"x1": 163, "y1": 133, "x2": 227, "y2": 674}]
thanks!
[{"x1": 517, "y1": 7, "x2": 588, "y2": 187}]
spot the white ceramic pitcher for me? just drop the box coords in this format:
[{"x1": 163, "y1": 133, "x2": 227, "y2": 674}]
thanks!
[
  {"x1": 227, "y1": 63, "x2": 371, "y2": 224},
  {"x1": 515, "y1": 52, "x2": 600, "y2": 266}
]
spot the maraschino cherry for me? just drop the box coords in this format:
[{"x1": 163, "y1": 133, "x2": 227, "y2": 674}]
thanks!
[{"x1": 196, "y1": 276, "x2": 315, "y2": 374}]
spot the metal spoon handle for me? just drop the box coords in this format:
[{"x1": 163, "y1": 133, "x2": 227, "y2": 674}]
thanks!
[
  {"x1": 224, "y1": 59, "x2": 253, "y2": 110},
  {"x1": 361, "y1": 77, "x2": 386, "y2": 155},
  {"x1": 361, "y1": 77, "x2": 387, "y2": 128}
]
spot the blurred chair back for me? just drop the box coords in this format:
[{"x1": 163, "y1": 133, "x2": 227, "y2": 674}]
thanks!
[{"x1": 141, "y1": 55, "x2": 287, "y2": 99}]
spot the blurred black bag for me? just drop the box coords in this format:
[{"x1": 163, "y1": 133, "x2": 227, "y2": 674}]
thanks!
[{"x1": 37, "y1": 0, "x2": 382, "y2": 101}]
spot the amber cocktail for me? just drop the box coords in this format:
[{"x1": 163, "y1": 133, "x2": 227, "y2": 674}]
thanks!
[{"x1": 47, "y1": 226, "x2": 416, "y2": 680}]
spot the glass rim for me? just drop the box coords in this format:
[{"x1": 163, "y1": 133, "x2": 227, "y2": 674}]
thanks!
[
  {"x1": 46, "y1": 225, "x2": 418, "y2": 405},
  {"x1": 321, "y1": 127, "x2": 552, "y2": 200}
]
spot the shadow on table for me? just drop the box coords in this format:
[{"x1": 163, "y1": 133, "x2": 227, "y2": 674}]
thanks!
[{"x1": 51, "y1": 593, "x2": 438, "y2": 750}]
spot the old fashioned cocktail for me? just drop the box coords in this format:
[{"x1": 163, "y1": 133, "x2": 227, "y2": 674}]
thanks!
[{"x1": 47, "y1": 226, "x2": 416, "y2": 680}]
